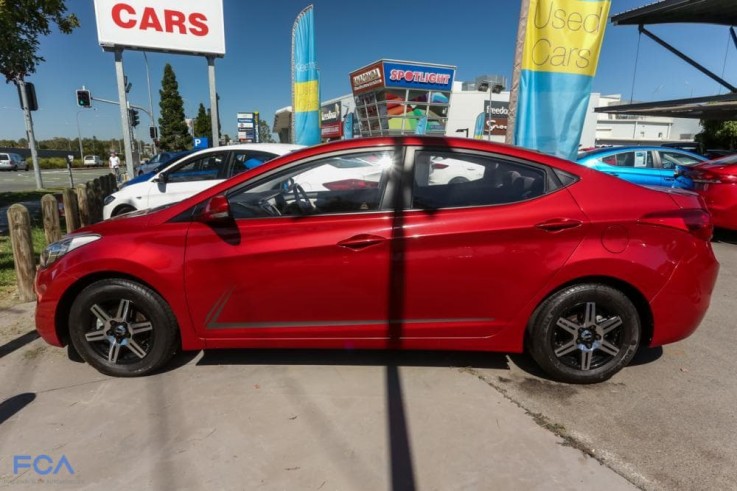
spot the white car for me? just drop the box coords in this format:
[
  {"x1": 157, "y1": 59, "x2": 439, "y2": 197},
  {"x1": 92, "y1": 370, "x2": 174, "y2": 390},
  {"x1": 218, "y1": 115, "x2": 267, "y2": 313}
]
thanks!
[
  {"x1": 295, "y1": 155, "x2": 384, "y2": 191},
  {"x1": 103, "y1": 143, "x2": 304, "y2": 219},
  {"x1": 0, "y1": 152, "x2": 28, "y2": 171},
  {"x1": 428, "y1": 156, "x2": 484, "y2": 185},
  {"x1": 83, "y1": 155, "x2": 103, "y2": 167}
]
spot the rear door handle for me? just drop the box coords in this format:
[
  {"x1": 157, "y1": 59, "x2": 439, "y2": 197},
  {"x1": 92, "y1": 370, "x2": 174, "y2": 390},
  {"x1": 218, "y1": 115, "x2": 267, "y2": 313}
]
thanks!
[
  {"x1": 536, "y1": 219, "x2": 583, "y2": 232},
  {"x1": 338, "y1": 234, "x2": 387, "y2": 250}
]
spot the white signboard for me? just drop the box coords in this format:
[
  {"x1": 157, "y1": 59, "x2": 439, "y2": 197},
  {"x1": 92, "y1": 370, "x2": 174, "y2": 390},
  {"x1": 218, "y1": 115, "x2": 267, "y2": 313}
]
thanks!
[{"x1": 93, "y1": 0, "x2": 225, "y2": 56}]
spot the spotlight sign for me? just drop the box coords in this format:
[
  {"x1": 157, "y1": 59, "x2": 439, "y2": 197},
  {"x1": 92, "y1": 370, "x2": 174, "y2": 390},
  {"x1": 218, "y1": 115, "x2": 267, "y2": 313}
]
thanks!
[{"x1": 93, "y1": 0, "x2": 225, "y2": 56}]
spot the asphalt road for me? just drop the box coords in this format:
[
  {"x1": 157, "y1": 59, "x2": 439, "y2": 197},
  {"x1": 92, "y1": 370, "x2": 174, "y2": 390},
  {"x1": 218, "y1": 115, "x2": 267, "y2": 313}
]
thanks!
[{"x1": 0, "y1": 168, "x2": 113, "y2": 194}]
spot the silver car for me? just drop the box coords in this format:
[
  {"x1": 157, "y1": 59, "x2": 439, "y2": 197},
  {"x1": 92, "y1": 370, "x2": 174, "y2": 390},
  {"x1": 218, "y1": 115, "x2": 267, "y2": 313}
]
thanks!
[{"x1": 0, "y1": 152, "x2": 27, "y2": 171}]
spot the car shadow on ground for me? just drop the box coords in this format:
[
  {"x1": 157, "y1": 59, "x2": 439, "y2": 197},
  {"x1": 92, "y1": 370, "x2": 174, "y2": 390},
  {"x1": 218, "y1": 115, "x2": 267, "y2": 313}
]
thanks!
[{"x1": 713, "y1": 228, "x2": 737, "y2": 245}]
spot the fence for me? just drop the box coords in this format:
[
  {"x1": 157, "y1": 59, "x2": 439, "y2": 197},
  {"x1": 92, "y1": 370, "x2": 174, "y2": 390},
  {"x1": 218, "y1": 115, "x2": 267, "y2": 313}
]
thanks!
[{"x1": 6, "y1": 173, "x2": 118, "y2": 302}]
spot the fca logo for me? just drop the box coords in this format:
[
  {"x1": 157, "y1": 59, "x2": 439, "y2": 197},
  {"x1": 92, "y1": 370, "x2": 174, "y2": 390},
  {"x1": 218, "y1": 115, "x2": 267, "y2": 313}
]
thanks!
[{"x1": 13, "y1": 455, "x2": 75, "y2": 475}]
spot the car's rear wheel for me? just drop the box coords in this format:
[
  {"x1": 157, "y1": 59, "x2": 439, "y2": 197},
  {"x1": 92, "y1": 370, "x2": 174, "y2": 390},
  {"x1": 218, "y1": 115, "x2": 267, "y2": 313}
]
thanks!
[
  {"x1": 528, "y1": 284, "x2": 640, "y2": 384},
  {"x1": 68, "y1": 279, "x2": 179, "y2": 377},
  {"x1": 112, "y1": 205, "x2": 136, "y2": 216}
]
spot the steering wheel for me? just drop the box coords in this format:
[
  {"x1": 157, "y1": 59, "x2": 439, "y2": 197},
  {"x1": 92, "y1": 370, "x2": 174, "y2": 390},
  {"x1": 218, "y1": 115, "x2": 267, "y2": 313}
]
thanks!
[{"x1": 292, "y1": 183, "x2": 315, "y2": 214}]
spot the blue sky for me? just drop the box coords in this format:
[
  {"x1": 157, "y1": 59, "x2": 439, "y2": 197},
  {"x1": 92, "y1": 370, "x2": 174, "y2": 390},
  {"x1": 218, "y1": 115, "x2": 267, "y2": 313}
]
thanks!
[{"x1": 0, "y1": 0, "x2": 734, "y2": 141}]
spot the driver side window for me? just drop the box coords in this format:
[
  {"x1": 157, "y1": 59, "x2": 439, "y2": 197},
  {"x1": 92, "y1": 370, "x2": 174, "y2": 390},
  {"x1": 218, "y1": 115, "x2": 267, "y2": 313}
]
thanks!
[
  {"x1": 167, "y1": 152, "x2": 228, "y2": 183},
  {"x1": 227, "y1": 151, "x2": 395, "y2": 219}
]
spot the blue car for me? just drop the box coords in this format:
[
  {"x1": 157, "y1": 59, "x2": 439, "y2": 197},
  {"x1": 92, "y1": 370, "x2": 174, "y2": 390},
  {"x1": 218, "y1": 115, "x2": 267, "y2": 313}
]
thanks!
[
  {"x1": 576, "y1": 146, "x2": 706, "y2": 189},
  {"x1": 123, "y1": 150, "x2": 196, "y2": 188}
]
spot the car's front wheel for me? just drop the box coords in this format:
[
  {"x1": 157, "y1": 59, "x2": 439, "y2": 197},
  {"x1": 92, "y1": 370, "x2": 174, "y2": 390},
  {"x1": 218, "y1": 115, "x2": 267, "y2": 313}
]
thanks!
[
  {"x1": 68, "y1": 279, "x2": 179, "y2": 377},
  {"x1": 527, "y1": 284, "x2": 640, "y2": 384}
]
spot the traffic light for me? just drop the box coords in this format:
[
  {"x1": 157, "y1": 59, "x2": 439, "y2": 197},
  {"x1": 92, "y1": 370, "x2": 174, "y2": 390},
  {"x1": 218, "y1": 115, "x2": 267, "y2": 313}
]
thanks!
[
  {"x1": 76, "y1": 89, "x2": 91, "y2": 108},
  {"x1": 17, "y1": 82, "x2": 38, "y2": 111},
  {"x1": 129, "y1": 109, "x2": 140, "y2": 128},
  {"x1": 149, "y1": 126, "x2": 158, "y2": 139}
]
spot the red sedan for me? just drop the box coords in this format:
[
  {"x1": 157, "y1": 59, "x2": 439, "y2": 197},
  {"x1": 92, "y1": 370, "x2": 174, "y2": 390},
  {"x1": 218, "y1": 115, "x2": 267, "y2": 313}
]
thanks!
[
  {"x1": 684, "y1": 154, "x2": 737, "y2": 230},
  {"x1": 34, "y1": 137, "x2": 719, "y2": 384}
]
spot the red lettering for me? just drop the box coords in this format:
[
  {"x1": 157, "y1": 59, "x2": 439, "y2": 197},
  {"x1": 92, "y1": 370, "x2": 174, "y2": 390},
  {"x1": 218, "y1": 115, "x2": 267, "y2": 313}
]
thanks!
[
  {"x1": 189, "y1": 13, "x2": 209, "y2": 36},
  {"x1": 111, "y1": 3, "x2": 136, "y2": 29},
  {"x1": 164, "y1": 9, "x2": 186, "y2": 34},
  {"x1": 139, "y1": 7, "x2": 163, "y2": 32}
]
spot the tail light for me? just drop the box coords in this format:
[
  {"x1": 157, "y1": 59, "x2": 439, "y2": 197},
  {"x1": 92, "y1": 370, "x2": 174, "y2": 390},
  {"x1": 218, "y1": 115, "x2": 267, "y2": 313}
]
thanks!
[
  {"x1": 431, "y1": 163, "x2": 449, "y2": 170},
  {"x1": 322, "y1": 179, "x2": 379, "y2": 191},
  {"x1": 691, "y1": 168, "x2": 737, "y2": 184},
  {"x1": 639, "y1": 209, "x2": 713, "y2": 241}
]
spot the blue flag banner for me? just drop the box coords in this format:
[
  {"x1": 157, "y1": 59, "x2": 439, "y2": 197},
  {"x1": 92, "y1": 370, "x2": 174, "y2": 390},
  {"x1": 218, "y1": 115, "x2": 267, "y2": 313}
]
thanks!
[
  {"x1": 292, "y1": 5, "x2": 320, "y2": 146},
  {"x1": 343, "y1": 113, "x2": 354, "y2": 139},
  {"x1": 473, "y1": 112, "x2": 486, "y2": 139},
  {"x1": 514, "y1": 0, "x2": 610, "y2": 160}
]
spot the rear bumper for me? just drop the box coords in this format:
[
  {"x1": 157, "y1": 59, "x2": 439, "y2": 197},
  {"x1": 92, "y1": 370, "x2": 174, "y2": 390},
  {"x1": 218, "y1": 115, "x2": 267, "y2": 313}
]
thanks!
[
  {"x1": 698, "y1": 184, "x2": 737, "y2": 230},
  {"x1": 648, "y1": 241, "x2": 719, "y2": 346}
]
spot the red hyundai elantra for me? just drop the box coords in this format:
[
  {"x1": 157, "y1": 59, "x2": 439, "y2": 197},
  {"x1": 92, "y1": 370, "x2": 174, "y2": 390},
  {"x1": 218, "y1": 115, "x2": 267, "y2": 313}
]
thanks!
[
  {"x1": 684, "y1": 154, "x2": 737, "y2": 230},
  {"x1": 34, "y1": 137, "x2": 719, "y2": 383}
]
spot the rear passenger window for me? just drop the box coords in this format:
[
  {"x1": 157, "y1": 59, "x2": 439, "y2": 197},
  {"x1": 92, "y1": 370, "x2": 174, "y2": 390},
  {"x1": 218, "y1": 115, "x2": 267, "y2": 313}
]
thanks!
[{"x1": 412, "y1": 151, "x2": 549, "y2": 209}]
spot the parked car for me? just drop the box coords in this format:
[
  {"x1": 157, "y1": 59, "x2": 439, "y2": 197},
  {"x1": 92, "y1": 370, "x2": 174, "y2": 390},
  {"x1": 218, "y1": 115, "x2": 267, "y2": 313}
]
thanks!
[
  {"x1": 682, "y1": 154, "x2": 737, "y2": 230},
  {"x1": 0, "y1": 152, "x2": 27, "y2": 171},
  {"x1": 577, "y1": 146, "x2": 706, "y2": 188},
  {"x1": 122, "y1": 150, "x2": 196, "y2": 189},
  {"x1": 36, "y1": 137, "x2": 719, "y2": 383},
  {"x1": 83, "y1": 155, "x2": 103, "y2": 167},
  {"x1": 136, "y1": 150, "x2": 195, "y2": 176},
  {"x1": 103, "y1": 143, "x2": 303, "y2": 219}
]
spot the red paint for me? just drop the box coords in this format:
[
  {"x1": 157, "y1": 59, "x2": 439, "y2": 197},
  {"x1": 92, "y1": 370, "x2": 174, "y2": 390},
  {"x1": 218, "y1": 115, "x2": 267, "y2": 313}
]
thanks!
[
  {"x1": 686, "y1": 161, "x2": 737, "y2": 230},
  {"x1": 111, "y1": 3, "x2": 136, "y2": 29},
  {"x1": 34, "y1": 137, "x2": 719, "y2": 359}
]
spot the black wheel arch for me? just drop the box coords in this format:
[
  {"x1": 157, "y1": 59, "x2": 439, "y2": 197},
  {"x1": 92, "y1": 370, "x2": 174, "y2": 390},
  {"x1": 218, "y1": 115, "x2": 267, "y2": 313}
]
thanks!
[
  {"x1": 53, "y1": 272, "x2": 177, "y2": 347},
  {"x1": 527, "y1": 275, "x2": 653, "y2": 348}
]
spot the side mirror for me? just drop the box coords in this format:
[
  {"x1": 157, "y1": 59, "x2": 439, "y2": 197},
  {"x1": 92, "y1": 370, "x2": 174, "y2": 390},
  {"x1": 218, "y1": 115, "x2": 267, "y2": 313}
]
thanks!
[
  {"x1": 197, "y1": 194, "x2": 232, "y2": 223},
  {"x1": 154, "y1": 172, "x2": 168, "y2": 183}
]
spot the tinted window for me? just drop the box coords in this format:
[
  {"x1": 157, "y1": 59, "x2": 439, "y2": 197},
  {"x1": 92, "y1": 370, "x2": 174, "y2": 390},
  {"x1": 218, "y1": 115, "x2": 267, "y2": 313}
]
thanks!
[
  {"x1": 660, "y1": 151, "x2": 701, "y2": 169},
  {"x1": 599, "y1": 151, "x2": 653, "y2": 168},
  {"x1": 230, "y1": 151, "x2": 280, "y2": 176},
  {"x1": 412, "y1": 151, "x2": 548, "y2": 209},
  {"x1": 227, "y1": 150, "x2": 394, "y2": 218},
  {"x1": 167, "y1": 152, "x2": 228, "y2": 183}
]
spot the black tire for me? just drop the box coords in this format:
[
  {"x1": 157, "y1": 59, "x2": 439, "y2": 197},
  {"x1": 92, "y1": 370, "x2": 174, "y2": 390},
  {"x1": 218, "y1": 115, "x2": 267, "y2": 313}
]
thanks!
[
  {"x1": 68, "y1": 279, "x2": 179, "y2": 377},
  {"x1": 449, "y1": 176, "x2": 469, "y2": 184},
  {"x1": 527, "y1": 284, "x2": 640, "y2": 384},
  {"x1": 112, "y1": 205, "x2": 136, "y2": 217}
]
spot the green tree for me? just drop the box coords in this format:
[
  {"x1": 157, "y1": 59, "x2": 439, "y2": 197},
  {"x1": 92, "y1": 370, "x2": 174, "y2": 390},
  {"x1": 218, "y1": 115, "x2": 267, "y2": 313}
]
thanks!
[
  {"x1": 258, "y1": 119, "x2": 275, "y2": 143},
  {"x1": 0, "y1": 0, "x2": 78, "y2": 82},
  {"x1": 158, "y1": 63, "x2": 192, "y2": 151},
  {"x1": 193, "y1": 103, "x2": 211, "y2": 138},
  {"x1": 696, "y1": 120, "x2": 737, "y2": 150}
]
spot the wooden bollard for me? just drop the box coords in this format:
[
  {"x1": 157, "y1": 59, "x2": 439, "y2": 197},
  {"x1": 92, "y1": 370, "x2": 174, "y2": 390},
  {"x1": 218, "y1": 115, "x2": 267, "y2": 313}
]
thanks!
[
  {"x1": 7, "y1": 204, "x2": 36, "y2": 302},
  {"x1": 40, "y1": 194, "x2": 62, "y2": 245},
  {"x1": 76, "y1": 183, "x2": 91, "y2": 227},
  {"x1": 92, "y1": 178, "x2": 104, "y2": 222},
  {"x1": 62, "y1": 188, "x2": 80, "y2": 233},
  {"x1": 86, "y1": 182, "x2": 99, "y2": 224}
]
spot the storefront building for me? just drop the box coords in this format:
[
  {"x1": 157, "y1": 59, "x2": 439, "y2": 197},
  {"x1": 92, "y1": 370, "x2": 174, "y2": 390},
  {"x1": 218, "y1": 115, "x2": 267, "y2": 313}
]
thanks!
[{"x1": 349, "y1": 59, "x2": 456, "y2": 136}]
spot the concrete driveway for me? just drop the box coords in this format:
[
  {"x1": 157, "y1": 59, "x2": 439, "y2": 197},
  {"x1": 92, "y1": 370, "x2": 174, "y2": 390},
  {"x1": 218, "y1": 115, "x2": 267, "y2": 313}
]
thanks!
[{"x1": 1, "y1": 236, "x2": 734, "y2": 490}]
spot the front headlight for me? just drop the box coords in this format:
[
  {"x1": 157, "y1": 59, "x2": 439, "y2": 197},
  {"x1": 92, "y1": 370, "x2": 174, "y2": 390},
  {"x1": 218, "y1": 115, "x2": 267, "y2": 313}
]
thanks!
[
  {"x1": 104, "y1": 194, "x2": 116, "y2": 205},
  {"x1": 40, "y1": 234, "x2": 101, "y2": 268}
]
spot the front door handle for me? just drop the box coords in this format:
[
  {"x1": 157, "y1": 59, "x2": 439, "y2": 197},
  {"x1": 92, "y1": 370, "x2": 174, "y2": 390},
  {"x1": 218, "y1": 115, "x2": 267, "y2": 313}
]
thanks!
[
  {"x1": 536, "y1": 218, "x2": 583, "y2": 232},
  {"x1": 337, "y1": 234, "x2": 387, "y2": 250}
]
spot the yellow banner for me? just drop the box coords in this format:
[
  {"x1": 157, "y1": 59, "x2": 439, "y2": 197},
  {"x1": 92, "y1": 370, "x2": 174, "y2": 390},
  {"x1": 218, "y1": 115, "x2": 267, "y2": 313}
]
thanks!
[
  {"x1": 522, "y1": 0, "x2": 610, "y2": 77},
  {"x1": 293, "y1": 80, "x2": 319, "y2": 113}
]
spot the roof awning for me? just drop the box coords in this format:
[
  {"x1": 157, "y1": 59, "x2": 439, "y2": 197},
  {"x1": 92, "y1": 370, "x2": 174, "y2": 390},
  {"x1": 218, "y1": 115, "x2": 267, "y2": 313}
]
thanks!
[
  {"x1": 611, "y1": 0, "x2": 737, "y2": 26},
  {"x1": 595, "y1": 93, "x2": 737, "y2": 120}
]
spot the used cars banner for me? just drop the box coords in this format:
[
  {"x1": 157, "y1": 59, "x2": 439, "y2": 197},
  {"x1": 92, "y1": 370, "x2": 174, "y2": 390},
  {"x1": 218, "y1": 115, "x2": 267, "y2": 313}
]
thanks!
[{"x1": 514, "y1": 0, "x2": 610, "y2": 160}]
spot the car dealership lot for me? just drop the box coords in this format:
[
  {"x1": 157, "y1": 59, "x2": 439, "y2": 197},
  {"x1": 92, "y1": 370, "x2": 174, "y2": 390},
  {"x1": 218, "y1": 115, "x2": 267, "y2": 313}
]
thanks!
[{"x1": 0, "y1": 239, "x2": 734, "y2": 489}]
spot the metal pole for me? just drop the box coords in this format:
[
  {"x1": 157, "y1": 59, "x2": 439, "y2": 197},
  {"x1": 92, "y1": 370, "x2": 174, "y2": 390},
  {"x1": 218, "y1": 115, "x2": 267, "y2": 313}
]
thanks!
[
  {"x1": 143, "y1": 51, "x2": 158, "y2": 154},
  {"x1": 114, "y1": 49, "x2": 135, "y2": 178},
  {"x1": 487, "y1": 88, "x2": 494, "y2": 141},
  {"x1": 17, "y1": 79, "x2": 43, "y2": 189},
  {"x1": 207, "y1": 56, "x2": 219, "y2": 146},
  {"x1": 76, "y1": 110, "x2": 84, "y2": 165}
]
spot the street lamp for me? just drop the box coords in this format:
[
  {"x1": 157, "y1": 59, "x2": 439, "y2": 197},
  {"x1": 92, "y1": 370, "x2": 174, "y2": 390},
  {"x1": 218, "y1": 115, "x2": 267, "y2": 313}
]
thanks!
[
  {"x1": 455, "y1": 128, "x2": 469, "y2": 138},
  {"x1": 143, "y1": 52, "x2": 158, "y2": 154},
  {"x1": 479, "y1": 81, "x2": 504, "y2": 141}
]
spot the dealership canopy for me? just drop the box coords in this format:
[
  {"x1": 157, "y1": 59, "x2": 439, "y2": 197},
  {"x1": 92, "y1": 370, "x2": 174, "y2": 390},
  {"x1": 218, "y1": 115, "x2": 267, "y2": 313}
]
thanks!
[{"x1": 597, "y1": 0, "x2": 737, "y2": 120}]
